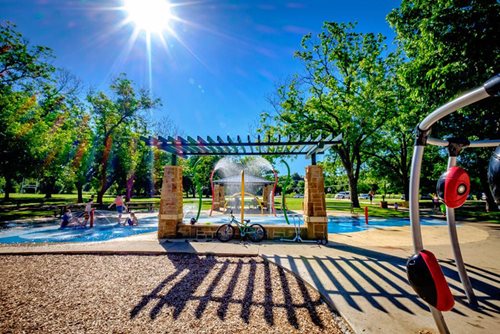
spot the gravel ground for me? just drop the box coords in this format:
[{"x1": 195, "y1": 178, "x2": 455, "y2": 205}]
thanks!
[{"x1": 0, "y1": 254, "x2": 351, "y2": 334}]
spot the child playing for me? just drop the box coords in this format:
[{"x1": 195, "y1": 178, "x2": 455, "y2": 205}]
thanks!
[
  {"x1": 126, "y1": 212, "x2": 139, "y2": 226},
  {"x1": 60, "y1": 209, "x2": 86, "y2": 228},
  {"x1": 84, "y1": 197, "x2": 95, "y2": 228},
  {"x1": 108, "y1": 194, "x2": 127, "y2": 224}
]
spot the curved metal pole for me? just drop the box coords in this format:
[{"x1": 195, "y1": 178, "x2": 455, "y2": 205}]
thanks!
[
  {"x1": 409, "y1": 145, "x2": 425, "y2": 253},
  {"x1": 271, "y1": 168, "x2": 278, "y2": 216},
  {"x1": 446, "y1": 157, "x2": 478, "y2": 307},
  {"x1": 409, "y1": 76, "x2": 499, "y2": 333},
  {"x1": 419, "y1": 86, "x2": 489, "y2": 131},
  {"x1": 209, "y1": 168, "x2": 216, "y2": 216},
  {"x1": 192, "y1": 158, "x2": 203, "y2": 222},
  {"x1": 280, "y1": 160, "x2": 291, "y2": 225}
]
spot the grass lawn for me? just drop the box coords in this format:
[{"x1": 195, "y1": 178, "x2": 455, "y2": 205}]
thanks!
[{"x1": 1, "y1": 193, "x2": 498, "y2": 223}]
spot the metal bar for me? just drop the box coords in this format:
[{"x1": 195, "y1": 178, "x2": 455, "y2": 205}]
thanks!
[
  {"x1": 427, "y1": 138, "x2": 500, "y2": 148},
  {"x1": 165, "y1": 152, "x2": 328, "y2": 156},
  {"x1": 410, "y1": 145, "x2": 425, "y2": 252},
  {"x1": 430, "y1": 307, "x2": 450, "y2": 334},
  {"x1": 160, "y1": 139, "x2": 341, "y2": 148},
  {"x1": 427, "y1": 138, "x2": 449, "y2": 147},
  {"x1": 248, "y1": 135, "x2": 254, "y2": 153},
  {"x1": 206, "y1": 136, "x2": 224, "y2": 153},
  {"x1": 197, "y1": 136, "x2": 217, "y2": 154},
  {"x1": 446, "y1": 156, "x2": 478, "y2": 307},
  {"x1": 468, "y1": 139, "x2": 500, "y2": 148},
  {"x1": 237, "y1": 135, "x2": 246, "y2": 153}
]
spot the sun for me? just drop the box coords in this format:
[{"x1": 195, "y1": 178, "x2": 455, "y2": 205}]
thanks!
[{"x1": 123, "y1": 0, "x2": 172, "y2": 34}]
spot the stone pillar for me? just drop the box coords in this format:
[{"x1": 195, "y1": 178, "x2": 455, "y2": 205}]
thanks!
[
  {"x1": 303, "y1": 165, "x2": 327, "y2": 240},
  {"x1": 213, "y1": 185, "x2": 225, "y2": 211},
  {"x1": 158, "y1": 165, "x2": 183, "y2": 238},
  {"x1": 262, "y1": 185, "x2": 273, "y2": 208},
  {"x1": 219, "y1": 185, "x2": 225, "y2": 210}
]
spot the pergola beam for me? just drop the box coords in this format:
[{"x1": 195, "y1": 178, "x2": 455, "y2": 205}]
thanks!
[{"x1": 142, "y1": 134, "x2": 341, "y2": 157}]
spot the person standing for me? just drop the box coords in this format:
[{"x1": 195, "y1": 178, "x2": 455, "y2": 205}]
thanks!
[
  {"x1": 84, "y1": 197, "x2": 95, "y2": 228},
  {"x1": 108, "y1": 194, "x2": 127, "y2": 224},
  {"x1": 432, "y1": 194, "x2": 440, "y2": 213},
  {"x1": 369, "y1": 190, "x2": 374, "y2": 204}
]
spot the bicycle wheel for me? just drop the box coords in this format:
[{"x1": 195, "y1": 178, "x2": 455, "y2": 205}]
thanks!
[
  {"x1": 249, "y1": 224, "x2": 266, "y2": 242},
  {"x1": 216, "y1": 224, "x2": 235, "y2": 242}
]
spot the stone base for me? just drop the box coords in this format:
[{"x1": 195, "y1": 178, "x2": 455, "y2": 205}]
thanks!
[
  {"x1": 304, "y1": 216, "x2": 328, "y2": 240},
  {"x1": 175, "y1": 224, "x2": 307, "y2": 241}
]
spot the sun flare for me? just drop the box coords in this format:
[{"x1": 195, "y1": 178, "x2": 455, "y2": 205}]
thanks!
[{"x1": 123, "y1": 0, "x2": 172, "y2": 34}]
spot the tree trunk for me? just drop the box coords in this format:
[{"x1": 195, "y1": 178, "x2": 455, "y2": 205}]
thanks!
[
  {"x1": 4, "y1": 176, "x2": 12, "y2": 200},
  {"x1": 97, "y1": 136, "x2": 113, "y2": 204},
  {"x1": 76, "y1": 182, "x2": 83, "y2": 203},
  {"x1": 126, "y1": 175, "x2": 134, "y2": 202},
  {"x1": 347, "y1": 171, "x2": 360, "y2": 208},
  {"x1": 44, "y1": 178, "x2": 55, "y2": 199}
]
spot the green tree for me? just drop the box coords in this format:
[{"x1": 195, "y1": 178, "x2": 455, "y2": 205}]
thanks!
[
  {"x1": 0, "y1": 22, "x2": 54, "y2": 89},
  {"x1": 262, "y1": 22, "x2": 398, "y2": 207},
  {"x1": 0, "y1": 22, "x2": 55, "y2": 199},
  {"x1": 388, "y1": 0, "x2": 500, "y2": 210},
  {"x1": 36, "y1": 70, "x2": 84, "y2": 198},
  {"x1": 87, "y1": 74, "x2": 160, "y2": 204}
]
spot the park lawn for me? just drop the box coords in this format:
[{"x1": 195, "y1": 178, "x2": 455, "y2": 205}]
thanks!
[{"x1": 1, "y1": 193, "x2": 498, "y2": 223}]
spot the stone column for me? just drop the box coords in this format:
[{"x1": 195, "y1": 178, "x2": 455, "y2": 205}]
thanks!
[
  {"x1": 219, "y1": 185, "x2": 225, "y2": 210},
  {"x1": 303, "y1": 165, "x2": 327, "y2": 240},
  {"x1": 158, "y1": 165, "x2": 183, "y2": 238},
  {"x1": 213, "y1": 185, "x2": 225, "y2": 211},
  {"x1": 262, "y1": 185, "x2": 272, "y2": 208}
]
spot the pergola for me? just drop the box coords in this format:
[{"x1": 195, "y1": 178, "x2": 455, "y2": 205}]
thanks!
[
  {"x1": 150, "y1": 133, "x2": 341, "y2": 242},
  {"x1": 145, "y1": 133, "x2": 342, "y2": 164}
]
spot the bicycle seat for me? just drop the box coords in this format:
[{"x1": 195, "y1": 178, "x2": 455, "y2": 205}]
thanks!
[{"x1": 244, "y1": 219, "x2": 250, "y2": 223}]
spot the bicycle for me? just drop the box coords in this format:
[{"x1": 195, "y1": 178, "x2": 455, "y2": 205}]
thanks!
[{"x1": 216, "y1": 211, "x2": 266, "y2": 242}]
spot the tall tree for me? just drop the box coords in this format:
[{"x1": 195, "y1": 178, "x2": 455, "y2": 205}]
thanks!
[
  {"x1": 388, "y1": 0, "x2": 500, "y2": 210},
  {"x1": 362, "y1": 64, "x2": 420, "y2": 200},
  {"x1": 37, "y1": 70, "x2": 84, "y2": 198},
  {"x1": 261, "y1": 22, "x2": 398, "y2": 207},
  {"x1": 87, "y1": 74, "x2": 160, "y2": 204}
]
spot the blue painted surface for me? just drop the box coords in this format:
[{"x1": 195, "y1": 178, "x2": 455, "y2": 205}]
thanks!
[
  {"x1": 0, "y1": 216, "x2": 158, "y2": 244},
  {"x1": 0, "y1": 214, "x2": 447, "y2": 244}
]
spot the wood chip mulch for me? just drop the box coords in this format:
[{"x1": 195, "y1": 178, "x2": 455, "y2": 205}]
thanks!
[{"x1": 0, "y1": 254, "x2": 351, "y2": 333}]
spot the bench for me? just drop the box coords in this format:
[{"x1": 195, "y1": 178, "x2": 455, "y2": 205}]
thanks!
[{"x1": 125, "y1": 202, "x2": 156, "y2": 212}]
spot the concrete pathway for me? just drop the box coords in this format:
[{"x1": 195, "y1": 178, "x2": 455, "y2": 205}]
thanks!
[{"x1": 1, "y1": 222, "x2": 498, "y2": 334}]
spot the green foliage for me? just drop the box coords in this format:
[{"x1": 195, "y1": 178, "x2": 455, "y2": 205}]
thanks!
[
  {"x1": 388, "y1": 0, "x2": 500, "y2": 209},
  {"x1": 262, "y1": 22, "x2": 398, "y2": 207},
  {"x1": 87, "y1": 74, "x2": 161, "y2": 203},
  {"x1": 0, "y1": 22, "x2": 54, "y2": 90}
]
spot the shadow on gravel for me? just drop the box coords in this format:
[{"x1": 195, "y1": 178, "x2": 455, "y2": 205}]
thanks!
[{"x1": 130, "y1": 253, "x2": 332, "y2": 330}]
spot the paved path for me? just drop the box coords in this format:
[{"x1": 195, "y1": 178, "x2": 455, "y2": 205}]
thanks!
[{"x1": 1, "y1": 222, "x2": 498, "y2": 334}]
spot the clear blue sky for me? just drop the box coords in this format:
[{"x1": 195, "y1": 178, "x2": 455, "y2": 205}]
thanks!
[{"x1": 1, "y1": 0, "x2": 399, "y2": 175}]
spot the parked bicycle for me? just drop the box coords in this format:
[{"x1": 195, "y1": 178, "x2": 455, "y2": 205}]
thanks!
[{"x1": 216, "y1": 211, "x2": 266, "y2": 242}]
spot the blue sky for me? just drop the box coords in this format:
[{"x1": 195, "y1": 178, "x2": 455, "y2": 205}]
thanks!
[{"x1": 1, "y1": 0, "x2": 399, "y2": 174}]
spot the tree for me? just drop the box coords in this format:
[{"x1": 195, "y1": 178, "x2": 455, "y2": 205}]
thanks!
[
  {"x1": 36, "y1": 70, "x2": 84, "y2": 199},
  {"x1": 261, "y1": 22, "x2": 398, "y2": 207},
  {"x1": 0, "y1": 23, "x2": 55, "y2": 199},
  {"x1": 87, "y1": 74, "x2": 160, "y2": 204},
  {"x1": 388, "y1": 0, "x2": 500, "y2": 210},
  {"x1": 361, "y1": 61, "x2": 423, "y2": 200},
  {"x1": 0, "y1": 22, "x2": 54, "y2": 90}
]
